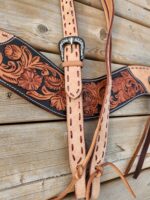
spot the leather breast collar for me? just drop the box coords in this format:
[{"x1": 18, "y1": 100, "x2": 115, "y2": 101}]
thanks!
[
  {"x1": 0, "y1": 0, "x2": 149, "y2": 200},
  {"x1": 0, "y1": 36, "x2": 149, "y2": 119}
]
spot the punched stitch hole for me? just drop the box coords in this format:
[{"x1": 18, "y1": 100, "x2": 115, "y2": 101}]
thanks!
[
  {"x1": 81, "y1": 147, "x2": 84, "y2": 154},
  {"x1": 77, "y1": 157, "x2": 82, "y2": 164},
  {"x1": 70, "y1": 131, "x2": 73, "y2": 138},
  {"x1": 102, "y1": 151, "x2": 105, "y2": 158},
  {"x1": 67, "y1": 85, "x2": 70, "y2": 91},
  {"x1": 71, "y1": 144, "x2": 74, "y2": 151},
  {"x1": 80, "y1": 125, "x2": 82, "y2": 132},
  {"x1": 95, "y1": 155, "x2": 98, "y2": 161},
  {"x1": 70, "y1": 118, "x2": 72, "y2": 126},
  {"x1": 69, "y1": 107, "x2": 72, "y2": 114},
  {"x1": 76, "y1": 89, "x2": 80, "y2": 94},
  {"x1": 96, "y1": 146, "x2": 99, "y2": 152},
  {"x1": 104, "y1": 142, "x2": 106, "y2": 148},
  {"x1": 70, "y1": 1, "x2": 72, "y2": 7},
  {"x1": 99, "y1": 126, "x2": 101, "y2": 132},
  {"x1": 97, "y1": 160, "x2": 101, "y2": 165},
  {"x1": 72, "y1": 155, "x2": 76, "y2": 161},
  {"x1": 79, "y1": 113, "x2": 81, "y2": 120},
  {"x1": 80, "y1": 135, "x2": 83, "y2": 143}
]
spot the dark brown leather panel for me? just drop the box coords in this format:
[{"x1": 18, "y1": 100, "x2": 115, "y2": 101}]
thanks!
[{"x1": 0, "y1": 36, "x2": 149, "y2": 119}]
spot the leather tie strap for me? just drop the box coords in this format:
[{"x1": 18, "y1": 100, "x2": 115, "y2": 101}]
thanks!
[
  {"x1": 125, "y1": 117, "x2": 150, "y2": 178},
  {"x1": 60, "y1": 0, "x2": 86, "y2": 198},
  {"x1": 86, "y1": 162, "x2": 136, "y2": 200}
]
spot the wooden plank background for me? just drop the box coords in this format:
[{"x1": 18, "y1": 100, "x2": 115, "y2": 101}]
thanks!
[{"x1": 0, "y1": 0, "x2": 150, "y2": 199}]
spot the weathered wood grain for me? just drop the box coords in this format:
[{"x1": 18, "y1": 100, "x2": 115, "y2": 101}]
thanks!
[
  {"x1": 0, "y1": 116, "x2": 149, "y2": 192},
  {"x1": 0, "y1": 166, "x2": 149, "y2": 200},
  {"x1": 77, "y1": 0, "x2": 150, "y2": 27},
  {"x1": 0, "y1": 1, "x2": 149, "y2": 199},
  {"x1": 0, "y1": 52, "x2": 149, "y2": 124},
  {"x1": 128, "y1": 0, "x2": 150, "y2": 10},
  {"x1": 0, "y1": 0, "x2": 150, "y2": 65},
  {"x1": 100, "y1": 169, "x2": 150, "y2": 200}
]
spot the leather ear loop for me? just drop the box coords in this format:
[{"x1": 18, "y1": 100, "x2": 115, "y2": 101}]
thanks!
[{"x1": 124, "y1": 117, "x2": 150, "y2": 178}]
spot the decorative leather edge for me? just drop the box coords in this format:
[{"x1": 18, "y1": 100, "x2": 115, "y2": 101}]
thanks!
[{"x1": 0, "y1": 30, "x2": 14, "y2": 44}]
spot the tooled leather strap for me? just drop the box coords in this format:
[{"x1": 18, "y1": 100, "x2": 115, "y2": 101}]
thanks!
[
  {"x1": 125, "y1": 117, "x2": 150, "y2": 178},
  {"x1": 89, "y1": 0, "x2": 114, "y2": 199},
  {"x1": 60, "y1": 0, "x2": 86, "y2": 198},
  {"x1": 48, "y1": 0, "x2": 135, "y2": 199}
]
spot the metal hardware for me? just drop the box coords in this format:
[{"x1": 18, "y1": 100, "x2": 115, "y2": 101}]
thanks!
[{"x1": 59, "y1": 36, "x2": 85, "y2": 61}]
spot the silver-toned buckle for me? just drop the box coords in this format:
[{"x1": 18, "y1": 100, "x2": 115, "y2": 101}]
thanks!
[{"x1": 59, "y1": 36, "x2": 85, "y2": 62}]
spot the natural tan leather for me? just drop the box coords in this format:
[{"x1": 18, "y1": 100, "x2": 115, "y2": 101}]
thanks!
[
  {"x1": 49, "y1": 1, "x2": 135, "y2": 200},
  {"x1": 89, "y1": 0, "x2": 114, "y2": 199},
  {"x1": 129, "y1": 66, "x2": 150, "y2": 93},
  {"x1": 86, "y1": 162, "x2": 136, "y2": 200},
  {"x1": 60, "y1": 0, "x2": 86, "y2": 198},
  {"x1": 49, "y1": 166, "x2": 84, "y2": 200},
  {"x1": 0, "y1": 30, "x2": 13, "y2": 43},
  {"x1": 62, "y1": 61, "x2": 83, "y2": 68}
]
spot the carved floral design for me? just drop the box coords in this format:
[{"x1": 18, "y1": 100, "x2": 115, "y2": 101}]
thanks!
[
  {"x1": 18, "y1": 70, "x2": 42, "y2": 91},
  {"x1": 0, "y1": 44, "x2": 65, "y2": 111},
  {"x1": 83, "y1": 80, "x2": 106, "y2": 116},
  {"x1": 83, "y1": 83, "x2": 99, "y2": 116},
  {"x1": 5, "y1": 45, "x2": 22, "y2": 60},
  {"x1": 110, "y1": 71, "x2": 145, "y2": 109},
  {"x1": 0, "y1": 44, "x2": 145, "y2": 117}
]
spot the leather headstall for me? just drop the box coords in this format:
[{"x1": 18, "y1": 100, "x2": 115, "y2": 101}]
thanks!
[{"x1": 0, "y1": 0, "x2": 149, "y2": 200}]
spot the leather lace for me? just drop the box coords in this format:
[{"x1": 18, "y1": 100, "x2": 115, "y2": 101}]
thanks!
[
  {"x1": 86, "y1": 162, "x2": 136, "y2": 200},
  {"x1": 125, "y1": 117, "x2": 150, "y2": 178},
  {"x1": 48, "y1": 162, "x2": 136, "y2": 200}
]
